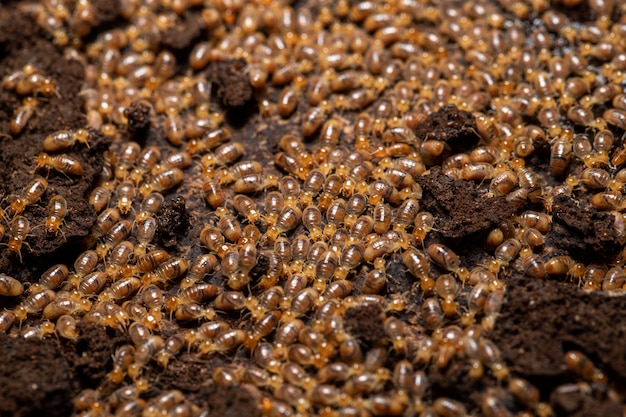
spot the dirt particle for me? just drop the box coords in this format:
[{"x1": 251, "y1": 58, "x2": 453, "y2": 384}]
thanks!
[
  {"x1": 156, "y1": 196, "x2": 191, "y2": 248},
  {"x1": 344, "y1": 302, "x2": 385, "y2": 347},
  {"x1": 417, "y1": 167, "x2": 521, "y2": 240},
  {"x1": 160, "y1": 11, "x2": 204, "y2": 51},
  {"x1": 546, "y1": 195, "x2": 623, "y2": 262},
  {"x1": 211, "y1": 59, "x2": 254, "y2": 109},
  {"x1": 124, "y1": 100, "x2": 152, "y2": 141},
  {"x1": 414, "y1": 104, "x2": 480, "y2": 162}
]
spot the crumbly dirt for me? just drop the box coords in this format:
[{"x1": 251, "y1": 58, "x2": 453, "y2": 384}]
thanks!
[
  {"x1": 550, "y1": 382, "x2": 623, "y2": 417},
  {"x1": 491, "y1": 274, "x2": 626, "y2": 396},
  {"x1": 143, "y1": 354, "x2": 219, "y2": 406},
  {"x1": 160, "y1": 11, "x2": 205, "y2": 52},
  {"x1": 211, "y1": 59, "x2": 254, "y2": 110},
  {"x1": 546, "y1": 195, "x2": 624, "y2": 262},
  {"x1": 124, "y1": 100, "x2": 152, "y2": 141},
  {"x1": 417, "y1": 167, "x2": 521, "y2": 240},
  {"x1": 0, "y1": 335, "x2": 75, "y2": 417},
  {"x1": 59, "y1": 322, "x2": 128, "y2": 390},
  {"x1": 0, "y1": 5, "x2": 108, "y2": 283},
  {"x1": 203, "y1": 385, "x2": 261, "y2": 417},
  {"x1": 414, "y1": 104, "x2": 481, "y2": 159},
  {"x1": 344, "y1": 303, "x2": 386, "y2": 347},
  {"x1": 155, "y1": 196, "x2": 191, "y2": 250}
]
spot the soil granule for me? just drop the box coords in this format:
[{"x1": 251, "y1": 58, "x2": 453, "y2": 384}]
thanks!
[
  {"x1": 124, "y1": 100, "x2": 152, "y2": 141},
  {"x1": 155, "y1": 196, "x2": 191, "y2": 249},
  {"x1": 414, "y1": 104, "x2": 481, "y2": 157},
  {"x1": 417, "y1": 167, "x2": 521, "y2": 240},
  {"x1": 546, "y1": 195, "x2": 624, "y2": 262},
  {"x1": 344, "y1": 302, "x2": 385, "y2": 347},
  {"x1": 211, "y1": 59, "x2": 254, "y2": 109}
]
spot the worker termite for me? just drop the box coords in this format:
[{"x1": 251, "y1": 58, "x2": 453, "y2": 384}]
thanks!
[
  {"x1": 0, "y1": 310, "x2": 16, "y2": 333},
  {"x1": 45, "y1": 195, "x2": 68, "y2": 235},
  {"x1": 198, "y1": 329, "x2": 247, "y2": 356},
  {"x1": 14, "y1": 289, "x2": 56, "y2": 322},
  {"x1": 28, "y1": 264, "x2": 69, "y2": 295},
  {"x1": 0, "y1": 274, "x2": 24, "y2": 297},
  {"x1": 36, "y1": 153, "x2": 83, "y2": 175},
  {"x1": 180, "y1": 254, "x2": 218, "y2": 289},
  {"x1": 144, "y1": 257, "x2": 188, "y2": 285},
  {"x1": 7, "y1": 215, "x2": 31, "y2": 262},
  {"x1": 115, "y1": 181, "x2": 136, "y2": 214},
  {"x1": 139, "y1": 168, "x2": 184, "y2": 197},
  {"x1": 428, "y1": 243, "x2": 468, "y2": 280},
  {"x1": 98, "y1": 277, "x2": 141, "y2": 302},
  {"x1": 232, "y1": 194, "x2": 263, "y2": 224},
  {"x1": 233, "y1": 173, "x2": 279, "y2": 194},
  {"x1": 88, "y1": 186, "x2": 111, "y2": 212},
  {"x1": 403, "y1": 248, "x2": 434, "y2": 294},
  {"x1": 7, "y1": 176, "x2": 48, "y2": 216},
  {"x1": 42, "y1": 297, "x2": 91, "y2": 320},
  {"x1": 43, "y1": 128, "x2": 90, "y2": 151},
  {"x1": 155, "y1": 334, "x2": 185, "y2": 368},
  {"x1": 202, "y1": 177, "x2": 223, "y2": 209},
  {"x1": 10, "y1": 97, "x2": 38, "y2": 135}
]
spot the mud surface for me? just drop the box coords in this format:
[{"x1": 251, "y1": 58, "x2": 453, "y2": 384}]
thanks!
[
  {"x1": 0, "y1": 336, "x2": 75, "y2": 417},
  {"x1": 60, "y1": 322, "x2": 128, "y2": 389}
]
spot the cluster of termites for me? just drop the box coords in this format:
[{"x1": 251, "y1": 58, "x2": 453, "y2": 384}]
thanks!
[
  {"x1": 2, "y1": 62, "x2": 58, "y2": 135},
  {"x1": 2, "y1": 0, "x2": 626, "y2": 416}
]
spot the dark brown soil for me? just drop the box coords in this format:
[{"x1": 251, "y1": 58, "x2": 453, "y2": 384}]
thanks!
[
  {"x1": 155, "y1": 196, "x2": 191, "y2": 250},
  {"x1": 0, "y1": 335, "x2": 75, "y2": 417},
  {"x1": 417, "y1": 167, "x2": 521, "y2": 240},
  {"x1": 492, "y1": 274, "x2": 626, "y2": 413},
  {"x1": 0, "y1": 5, "x2": 108, "y2": 284},
  {"x1": 546, "y1": 195, "x2": 624, "y2": 262},
  {"x1": 414, "y1": 104, "x2": 481, "y2": 157},
  {"x1": 59, "y1": 322, "x2": 127, "y2": 390},
  {"x1": 203, "y1": 385, "x2": 261, "y2": 417},
  {"x1": 160, "y1": 11, "x2": 205, "y2": 52},
  {"x1": 211, "y1": 59, "x2": 254, "y2": 109},
  {"x1": 144, "y1": 354, "x2": 218, "y2": 406},
  {"x1": 124, "y1": 100, "x2": 152, "y2": 141},
  {"x1": 344, "y1": 303, "x2": 385, "y2": 347},
  {"x1": 550, "y1": 382, "x2": 622, "y2": 417}
]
